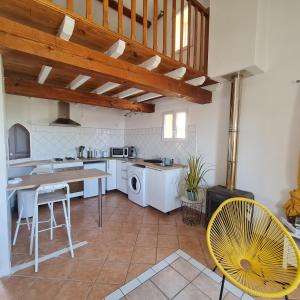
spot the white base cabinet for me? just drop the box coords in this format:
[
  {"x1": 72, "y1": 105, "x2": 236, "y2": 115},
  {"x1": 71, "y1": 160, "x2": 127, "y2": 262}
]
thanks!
[
  {"x1": 106, "y1": 159, "x2": 117, "y2": 191},
  {"x1": 145, "y1": 168, "x2": 183, "y2": 213},
  {"x1": 116, "y1": 160, "x2": 132, "y2": 194},
  {"x1": 83, "y1": 162, "x2": 106, "y2": 198}
]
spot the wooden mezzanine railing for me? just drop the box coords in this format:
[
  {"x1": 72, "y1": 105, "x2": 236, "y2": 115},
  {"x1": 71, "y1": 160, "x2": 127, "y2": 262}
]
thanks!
[{"x1": 47, "y1": 0, "x2": 209, "y2": 75}]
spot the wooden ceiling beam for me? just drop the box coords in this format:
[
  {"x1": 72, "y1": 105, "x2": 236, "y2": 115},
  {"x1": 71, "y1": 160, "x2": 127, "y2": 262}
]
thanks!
[
  {"x1": 5, "y1": 78, "x2": 155, "y2": 113},
  {"x1": 0, "y1": 17, "x2": 211, "y2": 104}
]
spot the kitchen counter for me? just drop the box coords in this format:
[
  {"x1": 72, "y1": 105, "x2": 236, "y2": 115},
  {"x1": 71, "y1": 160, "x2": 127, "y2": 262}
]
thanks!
[{"x1": 9, "y1": 157, "x2": 186, "y2": 171}]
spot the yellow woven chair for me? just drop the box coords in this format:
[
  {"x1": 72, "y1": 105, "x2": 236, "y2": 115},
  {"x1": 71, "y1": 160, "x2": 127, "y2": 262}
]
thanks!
[{"x1": 206, "y1": 197, "x2": 300, "y2": 300}]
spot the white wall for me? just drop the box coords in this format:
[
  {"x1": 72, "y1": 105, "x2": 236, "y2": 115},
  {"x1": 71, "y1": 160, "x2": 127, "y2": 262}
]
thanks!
[
  {"x1": 5, "y1": 95, "x2": 126, "y2": 159},
  {"x1": 236, "y1": 0, "x2": 300, "y2": 214},
  {"x1": 0, "y1": 56, "x2": 11, "y2": 276},
  {"x1": 126, "y1": 1, "x2": 300, "y2": 216},
  {"x1": 125, "y1": 82, "x2": 231, "y2": 186}
]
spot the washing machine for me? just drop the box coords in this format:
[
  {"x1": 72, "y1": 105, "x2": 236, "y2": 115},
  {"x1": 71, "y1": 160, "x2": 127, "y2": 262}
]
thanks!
[{"x1": 127, "y1": 164, "x2": 148, "y2": 207}]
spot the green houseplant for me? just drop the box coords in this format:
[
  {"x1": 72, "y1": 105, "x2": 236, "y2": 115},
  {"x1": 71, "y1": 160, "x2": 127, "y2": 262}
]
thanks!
[{"x1": 185, "y1": 155, "x2": 209, "y2": 201}]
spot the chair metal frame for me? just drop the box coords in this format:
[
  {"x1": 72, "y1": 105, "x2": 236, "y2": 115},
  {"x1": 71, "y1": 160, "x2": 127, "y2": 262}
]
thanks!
[
  {"x1": 29, "y1": 182, "x2": 74, "y2": 272},
  {"x1": 207, "y1": 197, "x2": 300, "y2": 300}
]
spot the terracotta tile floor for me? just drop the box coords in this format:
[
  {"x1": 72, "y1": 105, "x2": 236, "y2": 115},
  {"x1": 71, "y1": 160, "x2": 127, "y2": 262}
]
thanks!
[{"x1": 1, "y1": 191, "x2": 299, "y2": 300}]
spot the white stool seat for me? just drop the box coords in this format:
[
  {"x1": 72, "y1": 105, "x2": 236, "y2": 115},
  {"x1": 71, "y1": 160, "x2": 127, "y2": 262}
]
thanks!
[
  {"x1": 13, "y1": 165, "x2": 55, "y2": 246},
  {"x1": 37, "y1": 190, "x2": 66, "y2": 205}
]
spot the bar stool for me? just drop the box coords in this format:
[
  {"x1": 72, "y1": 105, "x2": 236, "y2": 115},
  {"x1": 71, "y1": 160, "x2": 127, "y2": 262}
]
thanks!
[
  {"x1": 29, "y1": 182, "x2": 74, "y2": 272},
  {"x1": 13, "y1": 165, "x2": 55, "y2": 246}
]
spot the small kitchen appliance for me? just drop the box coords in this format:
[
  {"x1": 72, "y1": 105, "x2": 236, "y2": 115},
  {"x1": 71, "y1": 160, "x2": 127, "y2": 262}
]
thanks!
[
  {"x1": 78, "y1": 145, "x2": 85, "y2": 158},
  {"x1": 111, "y1": 147, "x2": 128, "y2": 158},
  {"x1": 128, "y1": 146, "x2": 137, "y2": 159}
]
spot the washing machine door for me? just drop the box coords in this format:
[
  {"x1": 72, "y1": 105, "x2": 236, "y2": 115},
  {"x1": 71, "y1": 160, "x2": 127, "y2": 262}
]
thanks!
[{"x1": 128, "y1": 174, "x2": 141, "y2": 194}]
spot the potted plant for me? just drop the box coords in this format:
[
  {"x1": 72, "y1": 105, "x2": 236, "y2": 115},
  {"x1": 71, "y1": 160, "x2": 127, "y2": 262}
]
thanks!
[{"x1": 185, "y1": 155, "x2": 209, "y2": 201}]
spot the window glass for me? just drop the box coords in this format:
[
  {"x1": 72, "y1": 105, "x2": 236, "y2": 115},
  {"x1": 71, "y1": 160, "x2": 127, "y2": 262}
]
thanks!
[
  {"x1": 175, "y1": 6, "x2": 189, "y2": 51},
  {"x1": 176, "y1": 112, "x2": 186, "y2": 139},
  {"x1": 163, "y1": 113, "x2": 174, "y2": 139}
]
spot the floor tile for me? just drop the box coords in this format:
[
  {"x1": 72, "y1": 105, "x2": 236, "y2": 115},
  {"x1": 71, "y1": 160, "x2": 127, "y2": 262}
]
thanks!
[
  {"x1": 139, "y1": 224, "x2": 158, "y2": 235},
  {"x1": 151, "y1": 266, "x2": 189, "y2": 298},
  {"x1": 126, "y1": 263, "x2": 153, "y2": 282},
  {"x1": 156, "y1": 247, "x2": 178, "y2": 262},
  {"x1": 173, "y1": 283, "x2": 211, "y2": 300},
  {"x1": 107, "y1": 246, "x2": 134, "y2": 263},
  {"x1": 171, "y1": 257, "x2": 200, "y2": 281},
  {"x1": 126, "y1": 280, "x2": 167, "y2": 300},
  {"x1": 53, "y1": 280, "x2": 92, "y2": 300},
  {"x1": 131, "y1": 247, "x2": 157, "y2": 264},
  {"x1": 192, "y1": 273, "x2": 225, "y2": 299},
  {"x1": 136, "y1": 234, "x2": 157, "y2": 247},
  {"x1": 67, "y1": 258, "x2": 103, "y2": 282},
  {"x1": 0, "y1": 276, "x2": 34, "y2": 299},
  {"x1": 157, "y1": 235, "x2": 179, "y2": 248},
  {"x1": 96, "y1": 262, "x2": 129, "y2": 285},
  {"x1": 158, "y1": 224, "x2": 178, "y2": 235},
  {"x1": 21, "y1": 278, "x2": 64, "y2": 300},
  {"x1": 87, "y1": 284, "x2": 120, "y2": 300}
]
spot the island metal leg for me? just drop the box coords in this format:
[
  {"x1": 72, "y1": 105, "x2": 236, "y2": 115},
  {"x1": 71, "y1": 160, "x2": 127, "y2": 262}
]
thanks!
[{"x1": 98, "y1": 178, "x2": 102, "y2": 227}]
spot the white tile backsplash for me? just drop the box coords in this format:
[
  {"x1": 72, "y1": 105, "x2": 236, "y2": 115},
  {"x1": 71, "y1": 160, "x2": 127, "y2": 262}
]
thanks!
[
  {"x1": 31, "y1": 125, "x2": 124, "y2": 159},
  {"x1": 124, "y1": 125, "x2": 196, "y2": 164},
  {"x1": 30, "y1": 124, "x2": 196, "y2": 164}
]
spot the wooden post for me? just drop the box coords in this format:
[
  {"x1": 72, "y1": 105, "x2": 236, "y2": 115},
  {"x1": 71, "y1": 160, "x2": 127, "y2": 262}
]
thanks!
[
  {"x1": 163, "y1": 0, "x2": 168, "y2": 56},
  {"x1": 153, "y1": 0, "x2": 158, "y2": 51},
  {"x1": 143, "y1": 0, "x2": 148, "y2": 46},
  {"x1": 118, "y1": 0, "x2": 123, "y2": 34},
  {"x1": 187, "y1": 0, "x2": 191, "y2": 66},
  {"x1": 67, "y1": 0, "x2": 74, "y2": 12},
  {"x1": 171, "y1": 0, "x2": 176, "y2": 59},
  {"x1": 199, "y1": 12, "x2": 205, "y2": 71},
  {"x1": 204, "y1": 15, "x2": 209, "y2": 74},
  {"x1": 131, "y1": 0, "x2": 136, "y2": 41},
  {"x1": 193, "y1": 9, "x2": 198, "y2": 69},
  {"x1": 103, "y1": 0, "x2": 109, "y2": 27},
  {"x1": 179, "y1": 0, "x2": 184, "y2": 63},
  {"x1": 86, "y1": 0, "x2": 93, "y2": 21}
]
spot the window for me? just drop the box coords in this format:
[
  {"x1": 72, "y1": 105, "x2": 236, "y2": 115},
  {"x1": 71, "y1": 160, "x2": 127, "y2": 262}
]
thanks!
[
  {"x1": 163, "y1": 111, "x2": 187, "y2": 140},
  {"x1": 175, "y1": 5, "x2": 189, "y2": 52}
]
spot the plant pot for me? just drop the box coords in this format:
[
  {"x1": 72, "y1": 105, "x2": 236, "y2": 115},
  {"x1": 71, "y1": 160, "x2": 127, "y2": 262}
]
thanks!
[{"x1": 187, "y1": 190, "x2": 198, "y2": 201}]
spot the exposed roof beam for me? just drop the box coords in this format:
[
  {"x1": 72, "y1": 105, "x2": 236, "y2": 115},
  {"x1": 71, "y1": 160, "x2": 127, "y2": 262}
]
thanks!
[
  {"x1": 114, "y1": 88, "x2": 144, "y2": 99},
  {"x1": 97, "y1": 0, "x2": 152, "y2": 28},
  {"x1": 133, "y1": 70, "x2": 204, "y2": 102},
  {"x1": 95, "y1": 55, "x2": 161, "y2": 96},
  {"x1": 38, "y1": 65, "x2": 52, "y2": 85},
  {"x1": 138, "y1": 55, "x2": 161, "y2": 71},
  {"x1": 67, "y1": 75, "x2": 91, "y2": 90},
  {"x1": 185, "y1": 76, "x2": 206, "y2": 86},
  {"x1": 5, "y1": 78, "x2": 155, "y2": 113},
  {"x1": 92, "y1": 82, "x2": 120, "y2": 95},
  {"x1": 165, "y1": 67, "x2": 187, "y2": 80},
  {"x1": 104, "y1": 39, "x2": 126, "y2": 58},
  {"x1": 38, "y1": 15, "x2": 75, "y2": 84},
  {"x1": 0, "y1": 17, "x2": 211, "y2": 104},
  {"x1": 135, "y1": 92, "x2": 162, "y2": 102}
]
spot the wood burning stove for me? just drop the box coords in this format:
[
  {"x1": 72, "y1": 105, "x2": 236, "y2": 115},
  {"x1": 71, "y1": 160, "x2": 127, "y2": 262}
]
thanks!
[
  {"x1": 206, "y1": 73, "x2": 254, "y2": 225},
  {"x1": 205, "y1": 185, "x2": 254, "y2": 225}
]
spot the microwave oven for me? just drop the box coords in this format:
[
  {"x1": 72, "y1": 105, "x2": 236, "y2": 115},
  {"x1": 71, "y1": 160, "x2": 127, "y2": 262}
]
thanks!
[{"x1": 111, "y1": 147, "x2": 128, "y2": 158}]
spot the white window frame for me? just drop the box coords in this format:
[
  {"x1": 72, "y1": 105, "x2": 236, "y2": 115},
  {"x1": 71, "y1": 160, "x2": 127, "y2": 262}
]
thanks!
[
  {"x1": 162, "y1": 110, "x2": 187, "y2": 141},
  {"x1": 175, "y1": 5, "x2": 192, "y2": 53}
]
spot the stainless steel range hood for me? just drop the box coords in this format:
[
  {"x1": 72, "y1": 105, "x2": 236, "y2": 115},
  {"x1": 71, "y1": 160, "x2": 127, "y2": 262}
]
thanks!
[{"x1": 50, "y1": 102, "x2": 81, "y2": 127}]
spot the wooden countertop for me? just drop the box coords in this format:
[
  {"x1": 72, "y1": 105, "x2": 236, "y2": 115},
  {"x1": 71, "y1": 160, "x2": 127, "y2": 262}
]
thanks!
[
  {"x1": 9, "y1": 157, "x2": 186, "y2": 171},
  {"x1": 7, "y1": 169, "x2": 110, "y2": 191}
]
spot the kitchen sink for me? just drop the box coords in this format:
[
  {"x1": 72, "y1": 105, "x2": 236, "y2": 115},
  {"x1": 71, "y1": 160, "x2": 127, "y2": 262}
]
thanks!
[{"x1": 143, "y1": 159, "x2": 163, "y2": 164}]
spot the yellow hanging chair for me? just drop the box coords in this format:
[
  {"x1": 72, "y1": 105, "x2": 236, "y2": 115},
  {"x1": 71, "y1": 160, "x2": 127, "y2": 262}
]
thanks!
[{"x1": 206, "y1": 197, "x2": 300, "y2": 299}]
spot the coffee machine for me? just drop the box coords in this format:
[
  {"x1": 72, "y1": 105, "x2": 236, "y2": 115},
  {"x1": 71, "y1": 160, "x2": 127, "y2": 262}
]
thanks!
[{"x1": 128, "y1": 146, "x2": 137, "y2": 159}]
